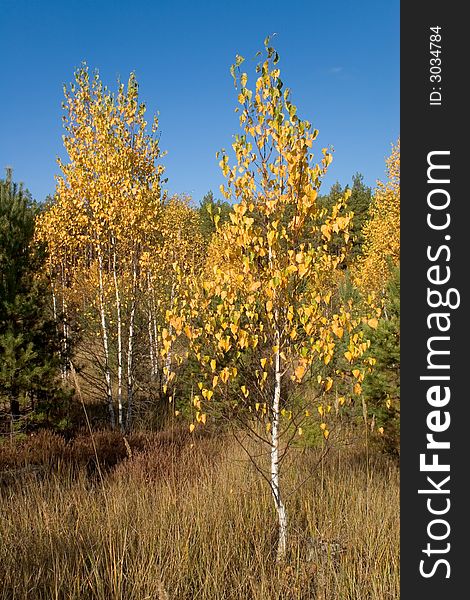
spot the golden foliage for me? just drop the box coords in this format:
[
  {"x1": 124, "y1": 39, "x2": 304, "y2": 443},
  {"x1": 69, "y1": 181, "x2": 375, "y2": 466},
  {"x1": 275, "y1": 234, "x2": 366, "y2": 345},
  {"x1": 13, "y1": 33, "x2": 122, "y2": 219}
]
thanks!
[
  {"x1": 166, "y1": 43, "x2": 373, "y2": 433},
  {"x1": 355, "y1": 140, "x2": 400, "y2": 295}
]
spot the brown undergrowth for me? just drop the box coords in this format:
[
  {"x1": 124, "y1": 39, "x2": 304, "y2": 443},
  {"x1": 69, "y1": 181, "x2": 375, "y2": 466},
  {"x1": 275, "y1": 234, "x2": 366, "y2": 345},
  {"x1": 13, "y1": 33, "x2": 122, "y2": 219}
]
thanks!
[{"x1": 0, "y1": 429, "x2": 399, "y2": 599}]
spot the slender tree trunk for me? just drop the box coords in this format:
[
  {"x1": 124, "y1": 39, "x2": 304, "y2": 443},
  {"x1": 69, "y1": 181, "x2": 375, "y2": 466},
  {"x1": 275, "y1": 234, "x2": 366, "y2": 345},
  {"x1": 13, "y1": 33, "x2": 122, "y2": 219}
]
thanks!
[
  {"x1": 51, "y1": 282, "x2": 58, "y2": 324},
  {"x1": 98, "y1": 250, "x2": 115, "y2": 429},
  {"x1": 60, "y1": 262, "x2": 69, "y2": 378},
  {"x1": 112, "y1": 244, "x2": 124, "y2": 431},
  {"x1": 152, "y1": 294, "x2": 159, "y2": 377},
  {"x1": 126, "y1": 257, "x2": 138, "y2": 430},
  {"x1": 271, "y1": 332, "x2": 287, "y2": 561},
  {"x1": 147, "y1": 271, "x2": 159, "y2": 379},
  {"x1": 148, "y1": 309, "x2": 155, "y2": 377},
  {"x1": 50, "y1": 271, "x2": 66, "y2": 379},
  {"x1": 10, "y1": 395, "x2": 20, "y2": 421},
  {"x1": 10, "y1": 393, "x2": 20, "y2": 442},
  {"x1": 164, "y1": 282, "x2": 176, "y2": 385}
]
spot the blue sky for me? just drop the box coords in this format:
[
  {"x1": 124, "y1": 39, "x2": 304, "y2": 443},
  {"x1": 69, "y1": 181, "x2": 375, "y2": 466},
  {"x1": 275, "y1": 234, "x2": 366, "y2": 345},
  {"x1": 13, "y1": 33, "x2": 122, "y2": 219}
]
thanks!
[{"x1": 0, "y1": 0, "x2": 399, "y2": 204}]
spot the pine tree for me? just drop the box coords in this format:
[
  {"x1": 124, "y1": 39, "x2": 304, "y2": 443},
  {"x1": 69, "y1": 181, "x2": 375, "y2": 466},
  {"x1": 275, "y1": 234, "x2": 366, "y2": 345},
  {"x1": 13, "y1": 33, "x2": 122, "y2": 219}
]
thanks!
[
  {"x1": 198, "y1": 191, "x2": 232, "y2": 240},
  {"x1": 0, "y1": 170, "x2": 66, "y2": 428},
  {"x1": 363, "y1": 267, "x2": 400, "y2": 453},
  {"x1": 320, "y1": 173, "x2": 372, "y2": 264}
]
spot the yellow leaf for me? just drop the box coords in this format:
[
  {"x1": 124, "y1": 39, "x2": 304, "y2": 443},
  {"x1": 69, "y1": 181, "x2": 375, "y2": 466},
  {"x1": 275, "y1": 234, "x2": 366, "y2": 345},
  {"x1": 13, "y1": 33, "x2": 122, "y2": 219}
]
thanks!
[
  {"x1": 321, "y1": 224, "x2": 331, "y2": 240},
  {"x1": 332, "y1": 322, "x2": 344, "y2": 338},
  {"x1": 368, "y1": 318, "x2": 379, "y2": 329},
  {"x1": 297, "y1": 263, "x2": 308, "y2": 278},
  {"x1": 189, "y1": 423, "x2": 195, "y2": 433},
  {"x1": 294, "y1": 363, "x2": 306, "y2": 381}
]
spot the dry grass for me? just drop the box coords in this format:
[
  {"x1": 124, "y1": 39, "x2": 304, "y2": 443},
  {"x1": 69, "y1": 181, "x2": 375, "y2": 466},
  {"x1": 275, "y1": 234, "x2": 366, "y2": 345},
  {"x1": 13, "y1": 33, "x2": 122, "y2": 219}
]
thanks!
[{"x1": 0, "y1": 431, "x2": 399, "y2": 599}]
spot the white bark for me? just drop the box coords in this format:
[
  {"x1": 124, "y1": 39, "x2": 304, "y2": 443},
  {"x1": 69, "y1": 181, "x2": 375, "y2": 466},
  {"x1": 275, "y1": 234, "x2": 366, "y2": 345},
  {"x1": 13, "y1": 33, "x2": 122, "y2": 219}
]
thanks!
[
  {"x1": 147, "y1": 271, "x2": 159, "y2": 379},
  {"x1": 50, "y1": 272, "x2": 65, "y2": 379},
  {"x1": 271, "y1": 332, "x2": 287, "y2": 561},
  {"x1": 60, "y1": 263, "x2": 69, "y2": 378},
  {"x1": 50, "y1": 271, "x2": 58, "y2": 324},
  {"x1": 148, "y1": 310, "x2": 155, "y2": 376},
  {"x1": 112, "y1": 244, "x2": 124, "y2": 431},
  {"x1": 164, "y1": 282, "x2": 176, "y2": 385},
  {"x1": 126, "y1": 258, "x2": 138, "y2": 430},
  {"x1": 98, "y1": 250, "x2": 115, "y2": 429},
  {"x1": 152, "y1": 301, "x2": 159, "y2": 377}
]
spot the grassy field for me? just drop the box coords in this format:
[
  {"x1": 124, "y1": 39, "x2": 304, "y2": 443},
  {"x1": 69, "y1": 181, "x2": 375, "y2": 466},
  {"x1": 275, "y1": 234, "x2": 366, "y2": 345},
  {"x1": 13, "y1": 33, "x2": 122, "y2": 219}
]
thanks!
[{"x1": 0, "y1": 429, "x2": 399, "y2": 600}]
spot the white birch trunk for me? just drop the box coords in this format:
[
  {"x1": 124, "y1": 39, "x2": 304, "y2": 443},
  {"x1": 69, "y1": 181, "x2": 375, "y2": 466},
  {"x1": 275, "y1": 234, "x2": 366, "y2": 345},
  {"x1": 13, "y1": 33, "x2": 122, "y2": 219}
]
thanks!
[
  {"x1": 112, "y1": 244, "x2": 124, "y2": 431},
  {"x1": 50, "y1": 272, "x2": 65, "y2": 379},
  {"x1": 152, "y1": 299, "x2": 159, "y2": 377},
  {"x1": 147, "y1": 271, "x2": 159, "y2": 379},
  {"x1": 98, "y1": 250, "x2": 115, "y2": 429},
  {"x1": 271, "y1": 331, "x2": 287, "y2": 561},
  {"x1": 164, "y1": 282, "x2": 176, "y2": 385},
  {"x1": 60, "y1": 263, "x2": 69, "y2": 378},
  {"x1": 148, "y1": 310, "x2": 155, "y2": 377},
  {"x1": 126, "y1": 258, "x2": 138, "y2": 430}
]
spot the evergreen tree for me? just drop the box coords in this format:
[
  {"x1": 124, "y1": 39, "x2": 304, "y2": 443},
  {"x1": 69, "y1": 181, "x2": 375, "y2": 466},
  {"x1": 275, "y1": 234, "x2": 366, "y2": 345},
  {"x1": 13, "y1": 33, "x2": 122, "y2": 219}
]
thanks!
[
  {"x1": 364, "y1": 267, "x2": 400, "y2": 453},
  {"x1": 348, "y1": 173, "x2": 373, "y2": 259},
  {"x1": 0, "y1": 169, "x2": 36, "y2": 305},
  {"x1": 320, "y1": 173, "x2": 372, "y2": 264},
  {"x1": 198, "y1": 191, "x2": 232, "y2": 239},
  {"x1": 0, "y1": 169, "x2": 67, "y2": 428}
]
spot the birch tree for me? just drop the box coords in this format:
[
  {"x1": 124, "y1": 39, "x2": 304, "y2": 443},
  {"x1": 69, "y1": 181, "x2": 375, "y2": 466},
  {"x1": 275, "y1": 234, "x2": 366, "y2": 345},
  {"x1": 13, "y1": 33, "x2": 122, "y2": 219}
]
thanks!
[
  {"x1": 142, "y1": 195, "x2": 205, "y2": 401},
  {"x1": 36, "y1": 65, "x2": 165, "y2": 430},
  {"x1": 167, "y1": 41, "x2": 372, "y2": 560},
  {"x1": 355, "y1": 140, "x2": 400, "y2": 296}
]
